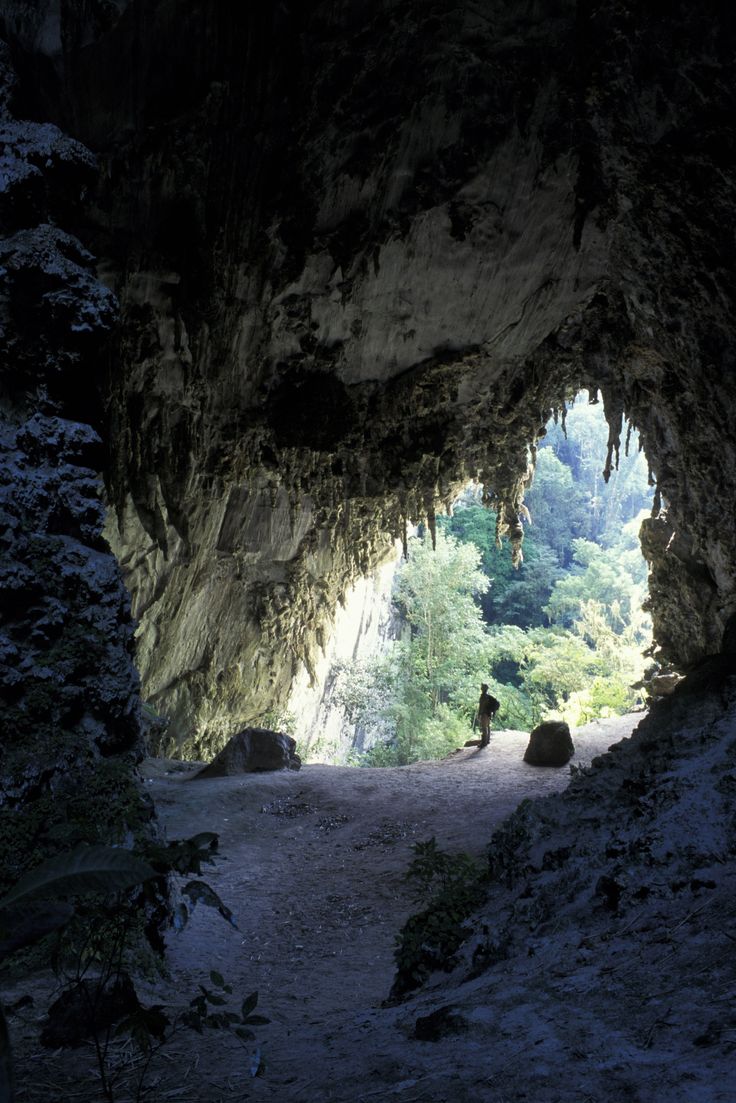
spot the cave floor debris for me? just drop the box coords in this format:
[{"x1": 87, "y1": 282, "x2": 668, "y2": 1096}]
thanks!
[{"x1": 11, "y1": 712, "x2": 732, "y2": 1102}]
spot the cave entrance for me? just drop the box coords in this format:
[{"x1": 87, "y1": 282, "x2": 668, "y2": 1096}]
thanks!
[{"x1": 295, "y1": 392, "x2": 654, "y2": 766}]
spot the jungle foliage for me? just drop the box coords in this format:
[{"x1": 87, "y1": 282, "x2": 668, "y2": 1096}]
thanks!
[
  {"x1": 339, "y1": 398, "x2": 653, "y2": 765},
  {"x1": 0, "y1": 838, "x2": 266, "y2": 1102}
]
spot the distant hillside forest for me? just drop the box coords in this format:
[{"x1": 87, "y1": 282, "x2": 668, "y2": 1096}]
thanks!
[{"x1": 337, "y1": 397, "x2": 654, "y2": 765}]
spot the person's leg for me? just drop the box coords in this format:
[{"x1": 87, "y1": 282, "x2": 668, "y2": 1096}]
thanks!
[{"x1": 480, "y1": 714, "x2": 490, "y2": 746}]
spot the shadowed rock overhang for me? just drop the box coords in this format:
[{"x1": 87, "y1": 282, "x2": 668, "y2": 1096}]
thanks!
[{"x1": 1, "y1": 0, "x2": 735, "y2": 755}]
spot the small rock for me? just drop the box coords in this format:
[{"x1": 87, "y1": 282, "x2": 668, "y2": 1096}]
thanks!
[
  {"x1": 523, "y1": 721, "x2": 575, "y2": 767},
  {"x1": 414, "y1": 1005, "x2": 468, "y2": 1041},
  {"x1": 261, "y1": 797, "x2": 317, "y2": 816},
  {"x1": 595, "y1": 874, "x2": 624, "y2": 912}
]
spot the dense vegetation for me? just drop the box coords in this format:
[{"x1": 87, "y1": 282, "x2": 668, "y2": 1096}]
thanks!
[{"x1": 337, "y1": 398, "x2": 653, "y2": 765}]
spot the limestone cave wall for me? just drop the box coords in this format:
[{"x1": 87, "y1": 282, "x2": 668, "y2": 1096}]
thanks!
[
  {"x1": 2, "y1": 1, "x2": 735, "y2": 755},
  {"x1": 0, "y1": 37, "x2": 151, "y2": 890},
  {"x1": 288, "y1": 549, "x2": 403, "y2": 762}
]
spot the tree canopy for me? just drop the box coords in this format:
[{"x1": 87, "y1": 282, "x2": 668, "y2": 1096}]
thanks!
[{"x1": 337, "y1": 395, "x2": 653, "y2": 765}]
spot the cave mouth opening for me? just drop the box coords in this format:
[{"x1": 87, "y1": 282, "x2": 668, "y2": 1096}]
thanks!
[{"x1": 303, "y1": 390, "x2": 655, "y2": 767}]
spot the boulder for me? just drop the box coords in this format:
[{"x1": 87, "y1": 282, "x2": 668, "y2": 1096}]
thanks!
[
  {"x1": 648, "y1": 673, "x2": 683, "y2": 696},
  {"x1": 523, "y1": 721, "x2": 575, "y2": 767},
  {"x1": 194, "y1": 728, "x2": 301, "y2": 777}
]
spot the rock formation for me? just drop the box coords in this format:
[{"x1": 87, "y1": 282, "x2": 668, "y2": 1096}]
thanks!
[
  {"x1": 288, "y1": 551, "x2": 403, "y2": 760},
  {"x1": 2, "y1": 1, "x2": 733, "y2": 756},
  {"x1": 193, "y1": 728, "x2": 301, "y2": 777},
  {"x1": 0, "y1": 37, "x2": 151, "y2": 891},
  {"x1": 2, "y1": 6, "x2": 736, "y2": 1098},
  {"x1": 382, "y1": 674, "x2": 736, "y2": 1101},
  {"x1": 523, "y1": 720, "x2": 575, "y2": 767},
  {"x1": 1, "y1": 0, "x2": 735, "y2": 891}
]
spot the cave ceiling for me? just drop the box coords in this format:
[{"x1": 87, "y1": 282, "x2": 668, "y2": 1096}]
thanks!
[{"x1": 2, "y1": 0, "x2": 735, "y2": 753}]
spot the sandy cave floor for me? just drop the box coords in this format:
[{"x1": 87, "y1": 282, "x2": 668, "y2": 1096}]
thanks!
[{"x1": 11, "y1": 716, "x2": 645, "y2": 1102}]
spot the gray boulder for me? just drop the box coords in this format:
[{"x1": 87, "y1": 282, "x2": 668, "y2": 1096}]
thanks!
[
  {"x1": 194, "y1": 728, "x2": 301, "y2": 777},
  {"x1": 523, "y1": 721, "x2": 575, "y2": 767},
  {"x1": 648, "y1": 672, "x2": 682, "y2": 696}
]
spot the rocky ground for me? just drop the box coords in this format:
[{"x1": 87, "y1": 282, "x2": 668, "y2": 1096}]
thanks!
[{"x1": 8, "y1": 704, "x2": 736, "y2": 1102}]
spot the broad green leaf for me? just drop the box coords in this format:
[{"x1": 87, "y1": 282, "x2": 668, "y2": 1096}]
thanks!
[
  {"x1": 115, "y1": 1005, "x2": 170, "y2": 1053},
  {"x1": 182, "y1": 881, "x2": 237, "y2": 928},
  {"x1": 0, "y1": 903, "x2": 74, "y2": 961},
  {"x1": 0, "y1": 846, "x2": 156, "y2": 910},
  {"x1": 189, "y1": 833, "x2": 219, "y2": 850}
]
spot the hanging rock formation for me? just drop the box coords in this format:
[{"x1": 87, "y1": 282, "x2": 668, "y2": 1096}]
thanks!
[
  {"x1": 1, "y1": 8, "x2": 736, "y2": 1098},
  {"x1": 1, "y1": 2, "x2": 735, "y2": 759}
]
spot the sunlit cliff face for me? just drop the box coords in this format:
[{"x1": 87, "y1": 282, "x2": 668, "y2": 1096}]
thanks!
[{"x1": 2, "y1": 1, "x2": 735, "y2": 755}]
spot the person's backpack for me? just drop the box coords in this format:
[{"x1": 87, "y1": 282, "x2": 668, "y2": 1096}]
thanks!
[{"x1": 488, "y1": 694, "x2": 500, "y2": 714}]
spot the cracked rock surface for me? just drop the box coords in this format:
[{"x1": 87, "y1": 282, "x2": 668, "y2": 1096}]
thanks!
[
  {"x1": 5, "y1": 2, "x2": 734, "y2": 748},
  {"x1": 1, "y1": 8, "x2": 736, "y2": 1099},
  {"x1": 0, "y1": 36, "x2": 150, "y2": 886}
]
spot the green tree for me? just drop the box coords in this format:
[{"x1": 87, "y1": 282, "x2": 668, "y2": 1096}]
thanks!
[
  {"x1": 440, "y1": 499, "x2": 560, "y2": 628},
  {"x1": 491, "y1": 544, "x2": 563, "y2": 628},
  {"x1": 524, "y1": 448, "x2": 588, "y2": 565},
  {"x1": 345, "y1": 397, "x2": 654, "y2": 759},
  {"x1": 345, "y1": 530, "x2": 502, "y2": 765},
  {"x1": 540, "y1": 399, "x2": 652, "y2": 544},
  {"x1": 544, "y1": 529, "x2": 650, "y2": 645},
  {"x1": 438, "y1": 497, "x2": 516, "y2": 613},
  {"x1": 393, "y1": 529, "x2": 490, "y2": 712},
  {"x1": 521, "y1": 628, "x2": 601, "y2": 716}
]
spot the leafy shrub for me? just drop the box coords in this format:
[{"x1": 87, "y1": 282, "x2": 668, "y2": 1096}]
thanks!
[
  {"x1": 0, "y1": 836, "x2": 267, "y2": 1102},
  {"x1": 391, "y1": 838, "x2": 487, "y2": 998}
]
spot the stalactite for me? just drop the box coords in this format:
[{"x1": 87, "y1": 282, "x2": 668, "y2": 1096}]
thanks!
[
  {"x1": 427, "y1": 507, "x2": 437, "y2": 550},
  {"x1": 603, "y1": 440, "x2": 616, "y2": 483},
  {"x1": 652, "y1": 486, "x2": 662, "y2": 517},
  {"x1": 494, "y1": 507, "x2": 504, "y2": 550},
  {"x1": 600, "y1": 387, "x2": 625, "y2": 484}
]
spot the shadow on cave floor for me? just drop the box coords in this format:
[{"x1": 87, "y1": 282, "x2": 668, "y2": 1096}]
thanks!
[{"x1": 10, "y1": 716, "x2": 638, "y2": 1102}]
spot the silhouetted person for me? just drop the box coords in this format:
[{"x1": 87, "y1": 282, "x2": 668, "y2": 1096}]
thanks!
[{"x1": 477, "y1": 683, "x2": 499, "y2": 747}]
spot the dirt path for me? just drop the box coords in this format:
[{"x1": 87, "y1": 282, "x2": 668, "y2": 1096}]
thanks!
[{"x1": 134, "y1": 716, "x2": 639, "y2": 1101}]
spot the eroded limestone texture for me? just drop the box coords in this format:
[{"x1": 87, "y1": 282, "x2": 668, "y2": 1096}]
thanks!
[
  {"x1": 0, "y1": 39, "x2": 150, "y2": 887},
  {"x1": 2, "y1": 9, "x2": 736, "y2": 1098},
  {"x1": 288, "y1": 550, "x2": 404, "y2": 762},
  {"x1": 3, "y1": 2, "x2": 735, "y2": 754}
]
